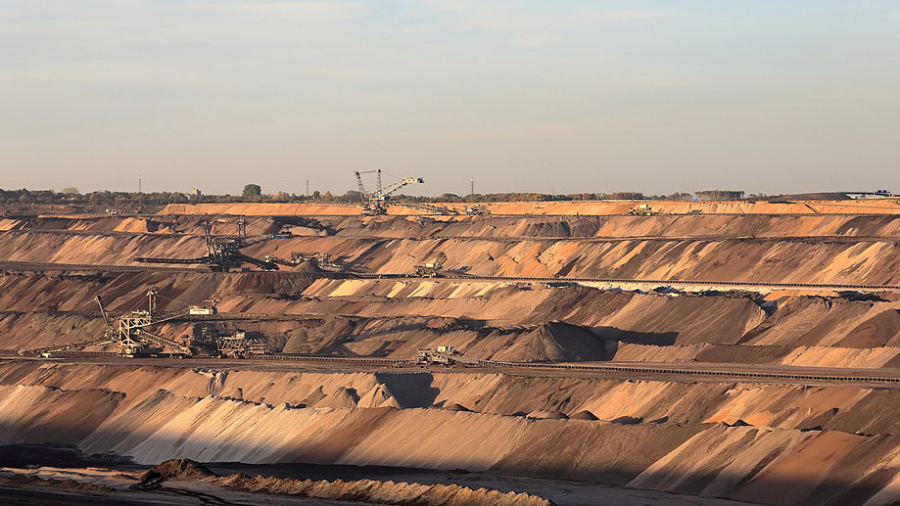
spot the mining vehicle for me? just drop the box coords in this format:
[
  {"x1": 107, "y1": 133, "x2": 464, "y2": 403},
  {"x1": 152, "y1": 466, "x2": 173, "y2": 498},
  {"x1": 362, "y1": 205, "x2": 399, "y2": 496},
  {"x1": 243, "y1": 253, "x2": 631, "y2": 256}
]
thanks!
[{"x1": 414, "y1": 262, "x2": 443, "y2": 278}]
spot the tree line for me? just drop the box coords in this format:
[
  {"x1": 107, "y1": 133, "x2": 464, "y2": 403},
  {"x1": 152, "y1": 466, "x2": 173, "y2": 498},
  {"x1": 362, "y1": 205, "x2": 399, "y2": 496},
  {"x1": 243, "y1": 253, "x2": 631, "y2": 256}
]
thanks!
[{"x1": 0, "y1": 185, "x2": 755, "y2": 212}]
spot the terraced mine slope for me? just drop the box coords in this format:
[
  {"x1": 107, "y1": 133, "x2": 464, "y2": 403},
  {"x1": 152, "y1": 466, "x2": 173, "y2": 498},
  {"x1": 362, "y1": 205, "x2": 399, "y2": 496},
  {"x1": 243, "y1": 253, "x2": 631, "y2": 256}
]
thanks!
[{"x1": 3, "y1": 200, "x2": 900, "y2": 505}]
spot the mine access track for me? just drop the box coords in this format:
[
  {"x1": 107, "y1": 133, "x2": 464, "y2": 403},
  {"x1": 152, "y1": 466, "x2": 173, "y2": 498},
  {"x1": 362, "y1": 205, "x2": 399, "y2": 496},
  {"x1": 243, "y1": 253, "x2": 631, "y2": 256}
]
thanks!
[
  {"x1": 15, "y1": 352, "x2": 900, "y2": 387},
  {"x1": 353, "y1": 273, "x2": 900, "y2": 292},
  {"x1": 256, "y1": 354, "x2": 900, "y2": 386},
  {"x1": 0, "y1": 260, "x2": 206, "y2": 273},
  {"x1": 9, "y1": 229, "x2": 900, "y2": 244},
  {"x1": 2, "y1": 259, "x2": 898, "y2": 292}
]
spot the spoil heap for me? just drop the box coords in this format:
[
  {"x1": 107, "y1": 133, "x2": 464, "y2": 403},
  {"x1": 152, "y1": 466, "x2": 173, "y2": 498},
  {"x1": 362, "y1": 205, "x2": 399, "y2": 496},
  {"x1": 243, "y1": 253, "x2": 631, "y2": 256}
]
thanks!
[{"x1": 3, "y1": 204, "x2": 900, "y2": 505}]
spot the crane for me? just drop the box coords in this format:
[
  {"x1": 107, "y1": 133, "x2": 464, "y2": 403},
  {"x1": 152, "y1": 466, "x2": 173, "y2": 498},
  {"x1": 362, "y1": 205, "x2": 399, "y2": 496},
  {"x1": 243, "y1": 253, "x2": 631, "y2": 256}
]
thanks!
[{"x1": 354, "y1": 169, "x2": 424, "y2": 216}]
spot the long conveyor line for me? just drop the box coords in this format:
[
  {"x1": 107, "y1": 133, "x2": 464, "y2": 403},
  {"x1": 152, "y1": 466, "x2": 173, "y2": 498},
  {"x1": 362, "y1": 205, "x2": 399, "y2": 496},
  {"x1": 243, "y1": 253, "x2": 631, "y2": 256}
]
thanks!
[
  {"x1": 258, "y1": 353, "x2": 900, "y2": 384},
  {"x1": 6, "y1": 352, "x2": 900, "y2": 386},
  {"x1": 1, "y1": 259, "x2": 899, "y2": 291}
]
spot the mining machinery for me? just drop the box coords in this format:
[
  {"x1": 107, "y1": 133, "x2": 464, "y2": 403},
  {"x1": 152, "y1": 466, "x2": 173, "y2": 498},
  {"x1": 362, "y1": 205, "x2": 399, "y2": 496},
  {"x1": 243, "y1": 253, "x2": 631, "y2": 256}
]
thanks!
[
  {"x1": 22, "y1": 289, "x2": 270, "y2": 359},
  {"x1": 21, "y1": 289, "x2": 193, "y2": 357},
  {"x1": 190, "y1": 323, "x2": 269, "y2": 358},
  {"x1": 236, "y1": 216, "x2": 247, "y2": 245},
  {"x1": 99, "y1": 288, "x2": 194, "y2": 356},
  {"x1": 102, "y1": 292, "x2": 269, "y2": 358},
  {"x1": 416, "y1": 346, "x2": 459, "y2": 365},
  {"x1": 136, "y1": 221, "x2": 278, "y2": 271},
  {"x1": 214, "y1": 330, "x2": 270, "y2": 358},
  {"x1": 628, "y1": 204, "x2": 660, "y2": 216},
  {"x1": 413, "y1": 261, "x2": 444, "y2": 278},
  {"x1": 354, "y1": 169, "x2": 425, "y2": 216},
  {"x1": 396, "y1": 202, "x2": 461, "y2": 216}
]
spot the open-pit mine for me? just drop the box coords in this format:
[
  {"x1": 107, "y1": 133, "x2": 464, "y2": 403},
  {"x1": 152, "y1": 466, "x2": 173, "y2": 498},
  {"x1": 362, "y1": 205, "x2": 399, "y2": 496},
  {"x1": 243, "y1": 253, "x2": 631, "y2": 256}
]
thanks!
[{"x1": 4, "y1": 198, "x2": 900, "y2": 505}]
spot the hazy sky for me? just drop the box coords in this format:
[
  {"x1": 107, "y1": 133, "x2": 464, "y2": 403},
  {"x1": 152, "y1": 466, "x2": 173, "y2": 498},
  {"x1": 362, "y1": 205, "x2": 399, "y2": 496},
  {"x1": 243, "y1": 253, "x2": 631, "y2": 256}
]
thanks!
[{"x1": 1, "y1": 1, "x2": 899, "y2": 196}]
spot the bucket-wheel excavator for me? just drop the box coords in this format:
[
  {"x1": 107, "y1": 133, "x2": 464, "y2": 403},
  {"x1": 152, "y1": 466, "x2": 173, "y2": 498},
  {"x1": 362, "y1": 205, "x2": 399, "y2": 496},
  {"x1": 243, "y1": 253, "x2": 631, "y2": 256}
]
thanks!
[
  {"x1": 354, "y1": 169, "x2": 425, "y2": 216},
  {"x1": 21, "y1": 289, "x2": 193, "y2": 357},
  {"x1": 135, "y1": 221, "x2": 278, "y2": 271}
]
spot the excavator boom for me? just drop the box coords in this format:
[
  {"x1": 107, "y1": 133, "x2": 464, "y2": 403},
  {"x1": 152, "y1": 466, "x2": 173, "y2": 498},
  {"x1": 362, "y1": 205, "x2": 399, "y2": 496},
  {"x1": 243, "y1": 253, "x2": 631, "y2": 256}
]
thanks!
[
  {"x1": 354, "y1": 171, "x2": 367, "y2": 195},
  {"x1": 380, "y1": 177, "x2": 425, "y2": 199},
  {"x1": 95, "y1": 296, "x2": 113, "y2": 332},
  {"x1": 354, "y1": 171, "x2": 425, "y2": 216}
]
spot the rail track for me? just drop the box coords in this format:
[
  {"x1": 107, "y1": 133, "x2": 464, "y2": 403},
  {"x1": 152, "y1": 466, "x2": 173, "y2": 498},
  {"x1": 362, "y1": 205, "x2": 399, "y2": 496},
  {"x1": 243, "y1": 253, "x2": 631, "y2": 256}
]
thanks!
[
  {"x1": 329, "y1": 234, "x2": 900, "y2": 243},
  {"x1": 0, "y1": 229, "x2": 199, "y2": 238},
  {"x1": 6, "y1": 351, "x2": 900, "y2": 386},
  {"x1": 481, "y1": 212, "x2": 900, "y2": 218},
  {"x1": 6, "y1": 228, "x2": 900, "y2": 243},
  {"x1": 0, "y1": 308, "x2": 445, "y2": 324},
  {"x1": 8, "y1": 211, "x2": 900, "y2": 228},
  {"x1": 255, "y1": 353, "x2": 900, "y2": 384},
  {"x1": 0, "y1": 260, "x2": 207, "y2": 273},
  {"x1": 163, "y1": 211, "x2": 900, "y2": 218},
  {"x1": 351, "y1": 273, "x2": 900, "y2": 292},
  {"x1": 2, "y1": 259, "x2": 898, "y2": 291}
]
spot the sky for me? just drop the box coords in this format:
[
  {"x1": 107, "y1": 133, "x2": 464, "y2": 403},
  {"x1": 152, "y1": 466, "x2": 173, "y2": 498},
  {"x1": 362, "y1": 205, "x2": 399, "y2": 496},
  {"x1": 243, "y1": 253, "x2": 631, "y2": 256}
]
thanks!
[{"x1": 1, "y1": 1, "x2": 899, "y2": 197}]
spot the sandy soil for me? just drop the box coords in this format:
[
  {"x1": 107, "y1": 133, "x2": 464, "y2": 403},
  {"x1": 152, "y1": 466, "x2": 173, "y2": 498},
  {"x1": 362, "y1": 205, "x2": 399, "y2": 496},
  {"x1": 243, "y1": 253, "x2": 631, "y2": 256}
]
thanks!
[
  {"x1": 4, "y1": 208, "x2": 900, "y2": 504},
  {"x1": 3, "y1": 226, "x2": 900, "y2": 285},
  {"x1": 2, "y1": 359, "x2": 900, "y2": 504},
  {"x1": 0, "y1": 447, "x2": 754, "y2": 505}
]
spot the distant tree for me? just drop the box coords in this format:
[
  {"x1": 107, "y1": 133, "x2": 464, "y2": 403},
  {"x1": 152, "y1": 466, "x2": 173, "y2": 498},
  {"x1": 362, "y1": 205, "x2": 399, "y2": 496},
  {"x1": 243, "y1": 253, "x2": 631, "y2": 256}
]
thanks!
[
  {"x1": 341, "y1": 190, "x2": 365, "y2": 203},
  {"x1": 695, "y1": 190, "x2": 745, "y2": 201},
  {"x1": 604, "y1": 192, "x2": 644, "y2": 201},
  {"x1": 61, "y1": 187, "x2": 80, "y2": 195},
  {"x1": 311, "y1": 190, "x2": 322, "y2": 201},
  {"x1": 437, "y1": 193, "x2": 462, "y2": 202},
  {"x1": 666, "y1": 192, "x2": 693, "y2": 201},
  {"x1": 273, "y1": 191, "x2": 290, "y2": 202},
  {"x1": 242, "y1": 184, "x2": 262, "y2": 198}
]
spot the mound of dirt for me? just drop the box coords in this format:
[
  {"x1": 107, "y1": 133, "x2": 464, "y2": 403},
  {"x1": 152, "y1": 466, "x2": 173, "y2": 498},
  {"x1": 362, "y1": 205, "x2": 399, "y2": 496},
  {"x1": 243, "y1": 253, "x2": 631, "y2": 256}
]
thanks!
[
  {"x1": 0, "y1": 474, "x2": 114, "y2": 493},
  {"x1": 217, "y1": 473, "x2": 555, "y2": 506},
  {"x1": 135, "y1": 459, "x2": 216, "y2": 488},
  {"x1": 838, "y1": 309, "x2": 900, "y2": 348},
  {"x1": 282, "y1": 316, "x2": 360, "y2": 354},
  {"x1": 491, "y1": 321, "x2": 608, "y2": 362},
  {"x1": 318, "y1": 387, "x2": 360, "y2": 408},
  {"x1": 569, "y1": 410, "x2": 600, "y2": 421},
  {"x1": 527, "y1": 410, "x2": 569, "y2": 420}
]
